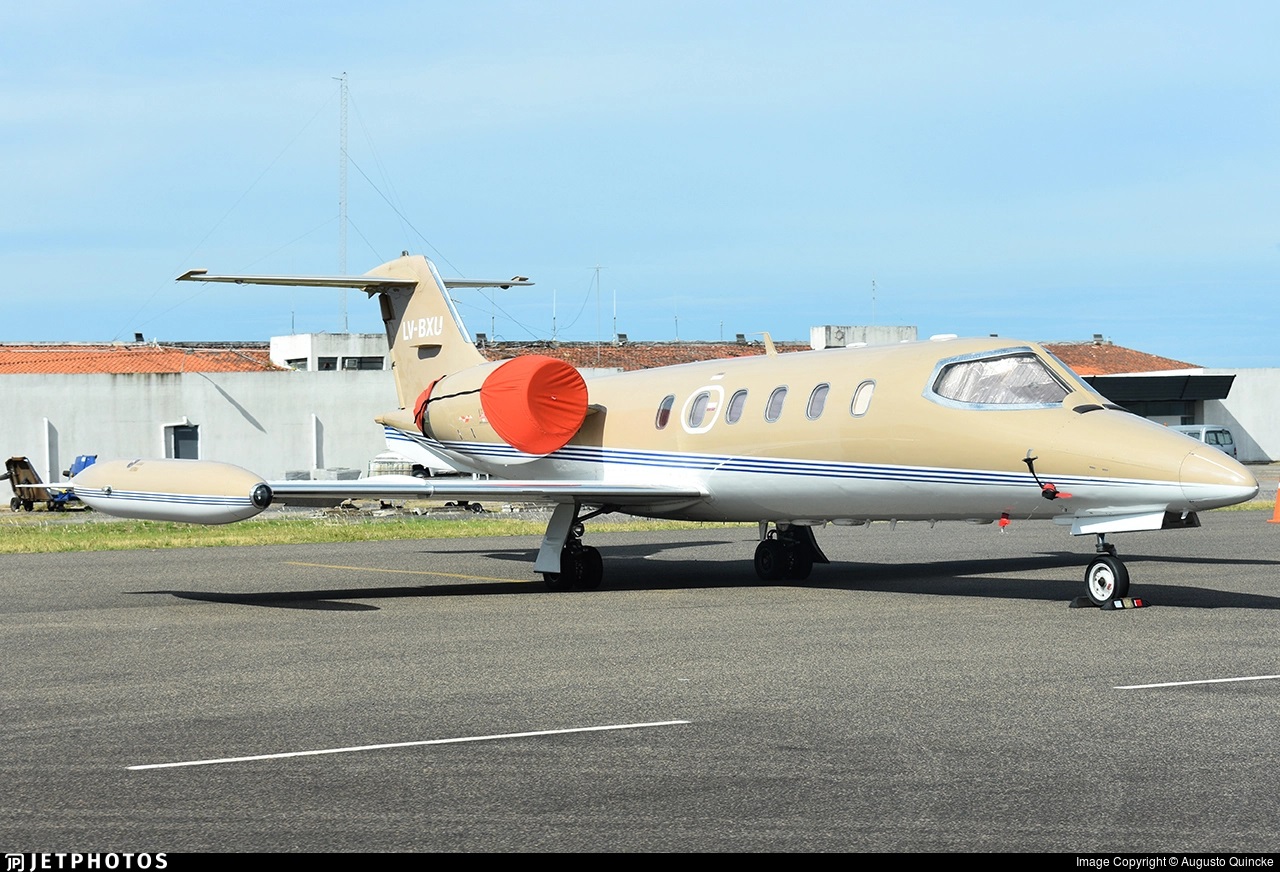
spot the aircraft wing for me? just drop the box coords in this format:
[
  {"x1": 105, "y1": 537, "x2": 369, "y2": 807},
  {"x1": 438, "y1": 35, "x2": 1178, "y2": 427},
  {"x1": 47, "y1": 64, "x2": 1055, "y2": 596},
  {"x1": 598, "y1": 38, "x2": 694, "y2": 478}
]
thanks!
[
  {"x1": 268, "y1": 477, "x2": 705, "y2": 507},
  {"x1": 66, "y1": 459, "x2": 707, "y2": 524}
]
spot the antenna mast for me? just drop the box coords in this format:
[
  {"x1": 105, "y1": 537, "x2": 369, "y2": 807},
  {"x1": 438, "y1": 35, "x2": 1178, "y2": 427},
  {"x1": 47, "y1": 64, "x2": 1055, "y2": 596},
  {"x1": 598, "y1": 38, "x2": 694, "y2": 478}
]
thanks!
[{"x1": 336, "y1": 72, "x2": 349, "y2": 330}]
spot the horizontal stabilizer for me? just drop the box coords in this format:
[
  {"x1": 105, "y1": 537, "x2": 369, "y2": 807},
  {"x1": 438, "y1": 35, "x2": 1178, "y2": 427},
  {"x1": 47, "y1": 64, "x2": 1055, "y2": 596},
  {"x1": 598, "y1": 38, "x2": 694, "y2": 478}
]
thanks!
[{"x1": 177, "y1": 270, "x2": 533, "y2": 290}]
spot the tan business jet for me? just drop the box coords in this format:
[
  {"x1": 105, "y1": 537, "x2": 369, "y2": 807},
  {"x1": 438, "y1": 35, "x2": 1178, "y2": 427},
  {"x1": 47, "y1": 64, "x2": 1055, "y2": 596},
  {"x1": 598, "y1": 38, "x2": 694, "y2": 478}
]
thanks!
[{"x1": 70, "y1": 254, "x2": 1258, "y2": 607}]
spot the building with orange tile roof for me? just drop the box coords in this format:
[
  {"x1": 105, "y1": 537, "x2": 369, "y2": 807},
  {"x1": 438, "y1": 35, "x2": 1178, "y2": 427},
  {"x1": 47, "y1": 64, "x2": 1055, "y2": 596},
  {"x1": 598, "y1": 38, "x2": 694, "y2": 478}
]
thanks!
[{"x1": 0, "y1": 343, "x2": 281, "y2": 375}]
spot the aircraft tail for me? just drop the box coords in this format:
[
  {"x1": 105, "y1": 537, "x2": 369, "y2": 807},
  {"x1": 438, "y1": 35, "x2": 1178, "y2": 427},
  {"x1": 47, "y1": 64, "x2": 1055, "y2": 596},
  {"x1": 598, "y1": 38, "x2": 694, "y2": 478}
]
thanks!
[
  {"x1": 177, "y1": 253, "x2": 534, "y2": 412},
  {"x1": 365, "y1": 254, "x2": 488, "y2": 410}
]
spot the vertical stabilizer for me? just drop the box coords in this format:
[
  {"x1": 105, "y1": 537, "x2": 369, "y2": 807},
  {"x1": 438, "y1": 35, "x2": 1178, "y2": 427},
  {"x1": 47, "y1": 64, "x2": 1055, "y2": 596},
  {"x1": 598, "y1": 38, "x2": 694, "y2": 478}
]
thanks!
[{"x1": 366, "y1": 255, "x2": 487, "y2": 409}]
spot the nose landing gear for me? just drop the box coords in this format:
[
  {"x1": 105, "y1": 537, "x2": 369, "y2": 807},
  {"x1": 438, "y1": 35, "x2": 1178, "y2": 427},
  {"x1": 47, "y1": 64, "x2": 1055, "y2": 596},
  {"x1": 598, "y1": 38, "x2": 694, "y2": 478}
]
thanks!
[{"x1": 1084, "y1": 534, "x2": 1130, "y2": 607}]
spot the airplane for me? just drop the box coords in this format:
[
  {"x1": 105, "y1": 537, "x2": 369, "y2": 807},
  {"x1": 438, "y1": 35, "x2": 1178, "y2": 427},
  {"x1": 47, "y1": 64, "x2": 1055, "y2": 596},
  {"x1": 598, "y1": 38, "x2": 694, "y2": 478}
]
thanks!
[{"x1": 68, "y1": 253, "x2": 1260, "y2": 607}]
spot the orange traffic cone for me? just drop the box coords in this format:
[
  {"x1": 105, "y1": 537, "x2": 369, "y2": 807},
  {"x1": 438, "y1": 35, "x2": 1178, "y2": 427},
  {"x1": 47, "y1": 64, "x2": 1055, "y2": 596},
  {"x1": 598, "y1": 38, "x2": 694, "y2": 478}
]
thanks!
[{"x1": 1269, "y1": 483, "x2": 1280, "y2": 524}]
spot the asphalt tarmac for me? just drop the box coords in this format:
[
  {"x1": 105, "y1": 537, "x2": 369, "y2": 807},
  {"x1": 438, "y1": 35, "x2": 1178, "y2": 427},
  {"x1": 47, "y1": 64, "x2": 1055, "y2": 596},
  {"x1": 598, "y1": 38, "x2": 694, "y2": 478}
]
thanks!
[{"x1": 3, "y1": 511, "x2": 1279, "y2": 853}]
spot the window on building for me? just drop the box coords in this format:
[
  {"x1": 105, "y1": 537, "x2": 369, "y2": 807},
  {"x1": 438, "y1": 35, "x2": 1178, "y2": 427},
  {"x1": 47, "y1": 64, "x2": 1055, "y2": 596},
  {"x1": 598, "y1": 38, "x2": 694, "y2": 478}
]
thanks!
[
  {"x1": 285, "y1": 358, "x2": 308, "y2": 371},
  {"x1": 342, "y1": 356, "x2": 384, "y2": 370},
  {"x1": 165, "y1": 424, "x2": 199, "y2": 460},
  {"x1": 318, "y1": 357, "x2": 338, "y2": 371}
]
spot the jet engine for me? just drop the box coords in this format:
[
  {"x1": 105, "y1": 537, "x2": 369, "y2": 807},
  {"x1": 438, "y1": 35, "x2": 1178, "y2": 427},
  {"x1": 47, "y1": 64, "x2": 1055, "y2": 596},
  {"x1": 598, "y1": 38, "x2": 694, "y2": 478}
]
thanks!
[{"x1": 413, "y1": 355, "x2": 588, "y2": 458}]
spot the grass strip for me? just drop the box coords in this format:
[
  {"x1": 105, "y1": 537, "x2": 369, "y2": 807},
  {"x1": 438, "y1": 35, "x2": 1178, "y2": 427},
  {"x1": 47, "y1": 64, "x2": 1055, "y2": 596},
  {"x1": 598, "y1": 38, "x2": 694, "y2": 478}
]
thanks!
[{"x1": 0, "y1": 513, "x2": 739, "y2": 554}]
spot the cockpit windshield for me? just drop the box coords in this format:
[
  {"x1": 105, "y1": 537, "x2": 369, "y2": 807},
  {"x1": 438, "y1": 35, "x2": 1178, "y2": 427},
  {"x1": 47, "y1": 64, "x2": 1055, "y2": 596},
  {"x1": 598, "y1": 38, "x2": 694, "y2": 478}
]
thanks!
[{"x1": 930, "y1": 351, "x2": 1070, "y2": 408}]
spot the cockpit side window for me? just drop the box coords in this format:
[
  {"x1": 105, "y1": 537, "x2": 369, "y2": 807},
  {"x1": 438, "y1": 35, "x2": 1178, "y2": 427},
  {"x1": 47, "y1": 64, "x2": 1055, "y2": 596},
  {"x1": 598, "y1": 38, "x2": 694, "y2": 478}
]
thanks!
[{"x1": 930, "y1": 352, "x2": 1069, "y2": 409}]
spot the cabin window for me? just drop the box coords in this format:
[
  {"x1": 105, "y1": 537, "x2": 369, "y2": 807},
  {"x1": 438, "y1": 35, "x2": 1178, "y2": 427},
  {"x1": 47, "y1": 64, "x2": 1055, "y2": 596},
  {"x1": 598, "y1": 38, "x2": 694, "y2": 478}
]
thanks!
[
  {"x1": 655, "y1": 395, "x2": 675, "y2": 429},
  {"x1": 931, "y1": 351, "x2": 1069, "y2": 408},
  {"x1": 726, "y1": 389, "x2": 748, "y2": 424},
  {"x1": 688, "y1": 392, "x2": 712, "y2": 428},
  {"x1": 806, "y1": 384, "x2": 830, "y2": 420},
  {"x1": 765, "y1": 387, "x2": 787, "y2": 422},
  {"x1": 850, "y1": 380, "x2": 876, "y2": 417}
]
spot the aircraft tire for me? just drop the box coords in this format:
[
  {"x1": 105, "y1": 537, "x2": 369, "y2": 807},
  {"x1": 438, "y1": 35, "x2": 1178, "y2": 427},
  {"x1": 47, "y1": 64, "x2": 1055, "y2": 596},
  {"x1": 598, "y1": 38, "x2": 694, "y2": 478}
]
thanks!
[
  {"x1": 9, "y1": 497, "x2": 19, "y2": 512},
  {"x1": 543, "y1": 546, "x2": 604, "y2": 591},
  {"x1": 754, "y1": 539, "x2": 787, "y2": 581},
  {"x1": 786, "y1": 546, "x2": 814, "y2": 580},
  {"x1": 22, "y1": 500, "x2": 33, "y2": 512},
  {"x1": 578, "y1": 546, "x2": 603, "y2": 590},
  {"x1": 1085, "y1": 554, "x2": 1130, "y2": 606}
]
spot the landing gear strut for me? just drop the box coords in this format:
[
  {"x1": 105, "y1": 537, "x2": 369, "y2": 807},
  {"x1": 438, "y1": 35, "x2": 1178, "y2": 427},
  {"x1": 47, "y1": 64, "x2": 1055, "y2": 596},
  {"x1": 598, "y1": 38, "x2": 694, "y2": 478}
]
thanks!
[
  {"x1": 754, "y1": 523, "x2": 828, "y2": 581},
  {"x1": 538, "y1": 503, "x2": 611, "y2": 591},
  {"x1": 1084, "y1": 533, "x2": 1130, "y2": 606}
]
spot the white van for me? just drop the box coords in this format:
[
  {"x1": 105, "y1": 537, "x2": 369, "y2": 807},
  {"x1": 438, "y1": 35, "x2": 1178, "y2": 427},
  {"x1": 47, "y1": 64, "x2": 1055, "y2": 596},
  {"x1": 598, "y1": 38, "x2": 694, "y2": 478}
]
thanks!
[{"x1": 1170, "y1": 425, "x2": 1237, "y2": 458}]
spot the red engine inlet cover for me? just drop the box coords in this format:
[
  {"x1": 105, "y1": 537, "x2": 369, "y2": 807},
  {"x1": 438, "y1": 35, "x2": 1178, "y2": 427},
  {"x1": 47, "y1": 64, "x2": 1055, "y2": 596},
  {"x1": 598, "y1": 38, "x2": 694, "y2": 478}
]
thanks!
[{"x1": 480, "y1": 356, "x2": 588, "y2": 455}]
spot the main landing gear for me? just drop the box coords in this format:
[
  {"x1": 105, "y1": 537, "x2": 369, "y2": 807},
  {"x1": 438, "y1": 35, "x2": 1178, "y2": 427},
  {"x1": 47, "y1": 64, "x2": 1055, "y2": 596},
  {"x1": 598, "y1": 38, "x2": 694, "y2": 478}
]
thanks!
[
  {"x1": 1083, "y1": 534, "x2": 1130, "y2": 607},
  {"x1": 543, "y1": 534, "x2": 603, "y2": 591},
  {"x1": 538, "y1": 503, "x2": 609, "y2": 592},
  {"x1": 753, "y1": 523, "x2": 830, "y2": 582}
]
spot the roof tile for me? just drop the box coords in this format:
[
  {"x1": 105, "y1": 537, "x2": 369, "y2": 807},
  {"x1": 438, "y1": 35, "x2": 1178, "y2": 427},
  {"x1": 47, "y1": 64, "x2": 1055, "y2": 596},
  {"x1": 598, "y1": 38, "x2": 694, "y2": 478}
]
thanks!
[{"x1": 0, "y1": 345, "x2": 284, "y2": 375}]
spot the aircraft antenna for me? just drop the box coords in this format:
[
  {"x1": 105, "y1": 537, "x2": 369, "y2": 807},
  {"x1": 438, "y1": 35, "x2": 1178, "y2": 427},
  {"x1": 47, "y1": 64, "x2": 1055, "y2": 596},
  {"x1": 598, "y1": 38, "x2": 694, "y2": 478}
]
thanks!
[
  {"x1": 336, "y1": 72, "x2": 349, "y2": 331},
  {"x1": 594, "y1": 264, "x2": 604, "y2": 365}
]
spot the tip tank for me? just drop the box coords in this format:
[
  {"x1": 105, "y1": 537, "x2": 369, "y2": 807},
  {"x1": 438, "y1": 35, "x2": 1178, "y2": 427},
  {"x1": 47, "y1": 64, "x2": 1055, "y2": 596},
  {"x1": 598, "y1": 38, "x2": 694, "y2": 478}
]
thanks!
[{"x1": 71, "y1": 459, "x2": 272, "y2": 524}]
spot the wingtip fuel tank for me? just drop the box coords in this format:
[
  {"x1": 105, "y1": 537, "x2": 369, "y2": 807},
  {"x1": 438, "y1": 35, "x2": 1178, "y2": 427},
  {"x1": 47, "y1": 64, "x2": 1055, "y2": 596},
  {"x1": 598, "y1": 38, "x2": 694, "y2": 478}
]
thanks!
[{"x1": 72, "y1": 459, "x2": 272, "y2": 524}]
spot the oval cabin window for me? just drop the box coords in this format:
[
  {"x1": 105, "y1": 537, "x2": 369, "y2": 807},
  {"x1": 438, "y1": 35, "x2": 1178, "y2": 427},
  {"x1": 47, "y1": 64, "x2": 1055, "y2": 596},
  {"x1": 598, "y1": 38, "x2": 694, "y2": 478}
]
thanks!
[
  {"x1": 765, "y1": 387, "x2": 787, "y2": 423},
  {"x1": 655, "y1": 395, "x2": 675, "y2": 429},
  {"x1": 688, "y1": 392, "x2": 711, "y2": 428},
  {"x1": 726, "y1": 389, "x2": 748, "y2": 424},
  {"x1": 850, "y1": 380, "x2": 876, "y2": 417},
  {"x1": 806, "y1": 384, "x2": 830, "y2": 420}
]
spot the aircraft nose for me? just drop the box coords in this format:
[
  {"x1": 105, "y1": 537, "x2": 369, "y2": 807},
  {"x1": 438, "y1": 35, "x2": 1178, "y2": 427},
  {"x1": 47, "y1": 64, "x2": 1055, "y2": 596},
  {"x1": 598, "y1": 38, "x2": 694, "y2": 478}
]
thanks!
[{"x1": 1180, "y1": 449, "x2": 1258, "y2": 510}]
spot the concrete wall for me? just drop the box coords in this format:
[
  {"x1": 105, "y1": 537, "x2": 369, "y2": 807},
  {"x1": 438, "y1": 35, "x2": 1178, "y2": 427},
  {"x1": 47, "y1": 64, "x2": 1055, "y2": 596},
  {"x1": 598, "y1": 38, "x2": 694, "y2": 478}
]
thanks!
[
  {"x1": 1202, "y1": 368, "x2": 1280, "y2": 463},
  {"x1": 0, "y1": 370, "x2": 400, "y2": 483},
  {"x1": 810, "y1": 325, "x2": 919, "y2": 350},
  {"x1": 269, "y1": 333, "x2": 388, "y2": 370}
]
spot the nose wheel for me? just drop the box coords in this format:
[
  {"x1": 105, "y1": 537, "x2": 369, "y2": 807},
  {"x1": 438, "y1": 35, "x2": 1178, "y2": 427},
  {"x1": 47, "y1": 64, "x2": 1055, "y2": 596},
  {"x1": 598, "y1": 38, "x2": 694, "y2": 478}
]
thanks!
[{"x1": 1084, "y1": 535, "x2": 1130, "y2": 606}]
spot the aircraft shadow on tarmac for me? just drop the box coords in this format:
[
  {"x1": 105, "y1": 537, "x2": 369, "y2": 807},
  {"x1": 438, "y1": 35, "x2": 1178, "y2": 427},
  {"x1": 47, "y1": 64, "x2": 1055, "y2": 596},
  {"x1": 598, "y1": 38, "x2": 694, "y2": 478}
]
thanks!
[{"x1": 126, "y1": 545, "x2": 1280, "y2": 611}]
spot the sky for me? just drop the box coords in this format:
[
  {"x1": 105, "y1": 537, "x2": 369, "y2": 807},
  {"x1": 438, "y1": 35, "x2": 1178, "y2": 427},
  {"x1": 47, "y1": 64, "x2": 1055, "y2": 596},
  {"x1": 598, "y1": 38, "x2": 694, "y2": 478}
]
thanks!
[{"x1": 3, "y1": 1, "x2": 1278, "y2": 366}]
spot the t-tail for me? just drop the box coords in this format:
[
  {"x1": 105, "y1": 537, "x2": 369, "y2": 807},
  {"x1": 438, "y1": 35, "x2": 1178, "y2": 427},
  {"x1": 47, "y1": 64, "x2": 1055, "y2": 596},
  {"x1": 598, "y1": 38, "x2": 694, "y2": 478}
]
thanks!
[{"x1": 177, "y1": 253, "x2": 533, "y2": 410}]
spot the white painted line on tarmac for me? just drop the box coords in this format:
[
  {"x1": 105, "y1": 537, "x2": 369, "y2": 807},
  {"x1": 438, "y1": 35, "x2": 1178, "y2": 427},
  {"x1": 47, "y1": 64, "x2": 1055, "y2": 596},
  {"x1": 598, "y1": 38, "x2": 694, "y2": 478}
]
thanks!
[
  {"x1": 1115, "y1": 674, "x2": 1280, "y2": 690},
  {"x1": 128, "y1": 720, "x2": 691, "y2": 770}
]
